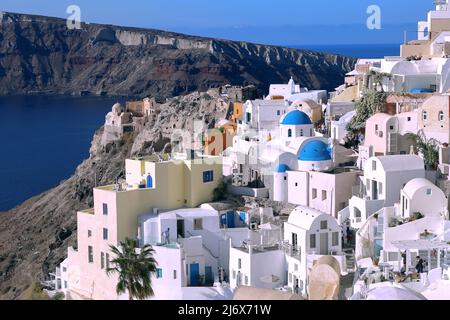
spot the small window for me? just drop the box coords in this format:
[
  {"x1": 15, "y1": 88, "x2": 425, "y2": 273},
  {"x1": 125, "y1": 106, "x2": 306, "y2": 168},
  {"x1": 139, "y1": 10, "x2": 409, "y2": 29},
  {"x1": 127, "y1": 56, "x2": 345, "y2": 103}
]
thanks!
[
  {"x1": 378, "y1": 182, "x2": 383, "y2": 195},
  {"x1": 423, "y1": 111, "x2": 428, "y2": 121},
  {"x1": 245, "y1": 275, "x2": 249, "y2": 285},
  {"x1": 194, "y1": 218, "x2": 203, "y2": 230},
  {"x1": 312, "y1": 188, "x2": 317, "y2": 199},
  {"x1": 310, "y1": 128, "x2": 313, "y2": 136},
  {"x1": 375, "y1": 124, "x2": 379, "y2": 133},
  {"x1": 233, "y1": 270, "x2": 236, "y2": 279},
  {"x1": 238, "y1": 258, "x2": 242, "y2": 269},
  {"x1": 64, "y1": 281, "x2": 67, "y2": 289},
  {"x1": 203, "y1": 170, "x2": 214, "y2": 183},
  {"x1": 101, "y1": 252, "x2": 105, "y2": 269},
  {"x1": 289, "y1": 273, "x2": 293, "y2": 283},
  {"x1": 277, "y1": 110, "x2": 281, "y2": 116},
  {"x1": 372, "y1": 160, "x2": 377, "y2": 171},
  {"x1": 294, "y1": 264, "x2": 298, "y2": 272},
  {"x1": 390, "y1": 125, "x2": 394, "y2": 130},
  {"x1": 62, "y1": 267, "x2": 67, "y2": 273},
  {"x1": 288, "y1": 129, "x2": 292, "y2": 137},
  {"x1": 320, "y1": 221, "x2": 328, "y2": 230},
  {"x1": 284, "y1": 176, "x2": 287, "y2": 181},
  {"x1": 173, "y1": 270, "x2": 177, "y2": 279},
  {"x1": 295, "y1": 182, "x2": 298, "y2": 187},
  {"x1": 106, "y1": 253, "x2": 110, "y2": 269},
  {"x1": 300, "y1": 129, "x2": 304, "y2": 136},
  {"x1": 426, "y1": 188, "x2": 432, "y2": 195},
  {"x1": 103, "y1": 228, "x2": 108, "y2": 240},
  {"x1": 88, "y1": 246, "x2": 93, "y2": 263},
  {"x1": 156, "y1": 268, "x2": 163, "y2": 279},
  {"x1": 88, "y1": 230, "x2": 92, "y2": 238},
  {"x1": 102, "y1": 203, "x2": 108, "y2": 216},
  {"x1": 407, "y1": 117, "x2": 411, "y2": 121},
  {"x1": 321, "y1": 190, "x2": 327, "y2": 201},
  {"x1": 310, "y1": 234, "x2": 316, "y2": 248},
  {"x1": 332, "y1": 232, "x2": 339, "y2": 246},
  {"x1": 439, "y1": 111, "x2": 445, "y2": 122}
]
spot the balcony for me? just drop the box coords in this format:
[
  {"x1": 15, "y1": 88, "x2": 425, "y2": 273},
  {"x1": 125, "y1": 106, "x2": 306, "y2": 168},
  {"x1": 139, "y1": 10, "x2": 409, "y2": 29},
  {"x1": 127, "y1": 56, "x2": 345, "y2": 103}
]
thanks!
[
  {"x1": 352, "y1": 184, "x2": 366, "y2": 199},
  {"x1": 280, "y1": 241, "x2": 301, "y2": 261}
]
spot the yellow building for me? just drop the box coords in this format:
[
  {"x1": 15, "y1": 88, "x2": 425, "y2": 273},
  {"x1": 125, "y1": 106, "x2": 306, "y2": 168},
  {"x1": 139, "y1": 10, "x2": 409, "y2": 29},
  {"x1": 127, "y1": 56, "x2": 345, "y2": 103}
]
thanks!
[{"x1": 64, "y1": 156, "x2": 223, "y2": 299}]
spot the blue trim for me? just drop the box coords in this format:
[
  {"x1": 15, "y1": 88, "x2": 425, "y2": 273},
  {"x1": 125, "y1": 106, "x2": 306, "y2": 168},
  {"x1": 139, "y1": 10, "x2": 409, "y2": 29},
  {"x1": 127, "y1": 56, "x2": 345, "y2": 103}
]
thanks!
[
  {"x1": 146, "y1": 175, "x2": 153, "y2": 188},
  {"x1": 190, "y1": 263, "x2": 200, "y2": 286}
]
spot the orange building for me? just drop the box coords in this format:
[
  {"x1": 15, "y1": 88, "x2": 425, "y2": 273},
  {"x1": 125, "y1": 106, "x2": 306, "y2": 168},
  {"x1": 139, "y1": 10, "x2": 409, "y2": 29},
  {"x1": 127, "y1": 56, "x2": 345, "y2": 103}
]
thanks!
[{"x1": 204, "y1": 120, "x2": 237, "y2": 156}]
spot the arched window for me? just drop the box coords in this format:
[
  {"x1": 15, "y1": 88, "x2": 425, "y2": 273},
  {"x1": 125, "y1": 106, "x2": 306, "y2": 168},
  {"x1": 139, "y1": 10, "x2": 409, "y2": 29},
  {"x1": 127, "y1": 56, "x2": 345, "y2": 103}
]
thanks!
[
  {"x1": 422, "y1": 111, "x2": 428, "y2": 121},
  {"x1": 288, "y1": 129, "x2": 292, "y2": 137},
  {"x1": 439, "y1": 111, "x2": 445, "y2": 122}
]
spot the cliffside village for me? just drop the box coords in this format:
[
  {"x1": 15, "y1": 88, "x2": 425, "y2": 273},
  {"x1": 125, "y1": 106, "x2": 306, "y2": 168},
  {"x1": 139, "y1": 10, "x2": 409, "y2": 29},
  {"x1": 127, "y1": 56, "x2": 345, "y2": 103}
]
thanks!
[{"x1": 47, "y1": 1, "x2": 450, "y2": 300}]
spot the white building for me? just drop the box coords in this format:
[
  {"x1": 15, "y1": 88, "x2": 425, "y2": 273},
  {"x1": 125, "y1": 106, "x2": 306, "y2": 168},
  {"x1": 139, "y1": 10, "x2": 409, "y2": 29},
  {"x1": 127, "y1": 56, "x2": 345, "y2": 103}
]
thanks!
[
  {"x1": 266, "y1": 77, "x2": 327, "y2": 104},
  {"x1": 342, "y1": 155, "x2": 425, "y2": 229},
  {"x1": 228, "y1": 206, "x2": 346, "y2": 297},
  {"x1": 138, "y1": 207, "x2": 257, "y2": 299}
]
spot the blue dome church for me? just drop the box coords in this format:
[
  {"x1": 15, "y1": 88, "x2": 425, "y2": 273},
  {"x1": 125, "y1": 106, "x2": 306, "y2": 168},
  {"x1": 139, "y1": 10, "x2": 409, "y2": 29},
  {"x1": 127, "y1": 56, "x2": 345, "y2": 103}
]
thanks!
[{"x1": 280, "y1": 109, "x2": 314, "y2": 141}]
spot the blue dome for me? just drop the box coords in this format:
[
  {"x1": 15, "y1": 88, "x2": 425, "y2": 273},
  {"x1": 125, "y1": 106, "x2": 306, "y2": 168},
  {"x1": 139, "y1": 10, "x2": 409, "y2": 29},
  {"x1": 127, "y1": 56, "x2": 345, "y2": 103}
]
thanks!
[
  {"x1": 274, "y1": 164, "x2": 290, "y2": 173},
  {"x1": 299, "y1": 140, "x2": 332, "y2": 161},
  {"x1": 281, "y1": 110, "x2": 312, "y2": 125}
]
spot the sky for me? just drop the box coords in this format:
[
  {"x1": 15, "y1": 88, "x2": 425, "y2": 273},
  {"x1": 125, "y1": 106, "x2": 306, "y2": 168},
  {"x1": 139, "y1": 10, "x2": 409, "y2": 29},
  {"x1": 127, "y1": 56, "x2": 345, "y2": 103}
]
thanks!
[{"x1": 0, "y1": 0, "x2": 435, "y2": 45}]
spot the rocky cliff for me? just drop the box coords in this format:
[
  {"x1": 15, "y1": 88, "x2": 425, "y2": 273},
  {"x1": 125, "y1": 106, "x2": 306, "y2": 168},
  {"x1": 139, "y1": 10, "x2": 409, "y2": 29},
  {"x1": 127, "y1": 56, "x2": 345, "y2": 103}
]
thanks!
[{"x1": 0, "y1": 12, "x2": 355, "y2": 98}]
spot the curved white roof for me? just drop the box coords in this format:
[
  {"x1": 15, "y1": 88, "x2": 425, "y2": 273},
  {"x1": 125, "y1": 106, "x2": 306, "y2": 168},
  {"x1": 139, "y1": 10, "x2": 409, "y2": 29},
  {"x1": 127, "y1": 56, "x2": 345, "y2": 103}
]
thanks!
[
  {"x1": 366, "y1": 285, "x2": 426, "y2": 300},
  {"x1": 366, "y1": 112, "x2": 393, "y2": 126},
  {"x1": 291, "y1": 99, "x2": 321, "y2": 110},
  {"x1": 403, "y1": 178, "x2": 435, "y2": 198},
  {"x1": 375, "y1": 155, "x2": 424, "y2": 172},
  {"x1": 287, "y1": 206, "x2": 330, "y2": 230}
]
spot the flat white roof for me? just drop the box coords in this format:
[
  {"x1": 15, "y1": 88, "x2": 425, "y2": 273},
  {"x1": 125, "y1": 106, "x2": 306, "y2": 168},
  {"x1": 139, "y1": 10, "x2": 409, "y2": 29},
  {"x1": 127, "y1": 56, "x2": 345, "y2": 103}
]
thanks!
[
  {"x1": 376, "y1": 155, "x2": 424, "y2": 172},
  {"x1": 158, "y1": 208, "x2": 218, "y2": 219}
]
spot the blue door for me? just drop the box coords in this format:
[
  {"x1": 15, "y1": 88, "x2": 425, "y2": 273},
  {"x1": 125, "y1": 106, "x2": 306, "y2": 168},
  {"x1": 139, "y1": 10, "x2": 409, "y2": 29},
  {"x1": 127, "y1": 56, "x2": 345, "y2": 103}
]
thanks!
[
  {"x1": 226, "y1": 211, "x2": 235, "y2": 228},
  {"x1": 147, "y1": 175, "x2": 153, "y2": 188},
  {"x1": 190, "y1": 263, "x2": 200, "y2": 286},
  {"x1": 205, "y1": 266, "x2": 213, "y2": 286}
]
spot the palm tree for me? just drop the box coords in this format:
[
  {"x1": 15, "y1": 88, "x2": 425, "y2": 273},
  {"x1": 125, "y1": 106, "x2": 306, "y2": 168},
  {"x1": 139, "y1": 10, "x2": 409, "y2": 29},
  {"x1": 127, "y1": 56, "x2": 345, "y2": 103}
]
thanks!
[
  {"x1": 106, "y1": 238, "x2": 157, "y2": 300},
  {"x1": 410, "y1": 130, "x2": 440, "y2": 170}
]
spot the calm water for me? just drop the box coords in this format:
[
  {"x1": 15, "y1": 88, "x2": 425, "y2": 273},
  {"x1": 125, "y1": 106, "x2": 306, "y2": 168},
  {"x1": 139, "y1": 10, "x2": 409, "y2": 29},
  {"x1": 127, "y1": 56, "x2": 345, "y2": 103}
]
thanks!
[
  {"x1": 293, "y1": 43, "x2": 400, "y2": 59},
  {"x1": 0, "y1": 95, "x2": 125, "y2": 212}
]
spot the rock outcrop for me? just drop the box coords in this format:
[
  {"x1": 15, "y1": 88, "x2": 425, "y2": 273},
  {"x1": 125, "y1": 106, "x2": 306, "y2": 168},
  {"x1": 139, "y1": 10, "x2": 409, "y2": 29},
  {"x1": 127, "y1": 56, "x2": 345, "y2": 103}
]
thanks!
[{"x1": 0, "y1": 12, "x2": 355, "y2": 99}]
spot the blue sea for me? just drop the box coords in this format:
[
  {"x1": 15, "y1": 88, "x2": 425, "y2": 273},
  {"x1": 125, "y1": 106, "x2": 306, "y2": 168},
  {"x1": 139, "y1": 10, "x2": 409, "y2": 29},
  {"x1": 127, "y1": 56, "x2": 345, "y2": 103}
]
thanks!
[
  {"x1": 0, "y1": 95, "x2": 125, "y2": 212},
  {"x1": 292, "y1": 43, "x2": 400, "y2": 59}
]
